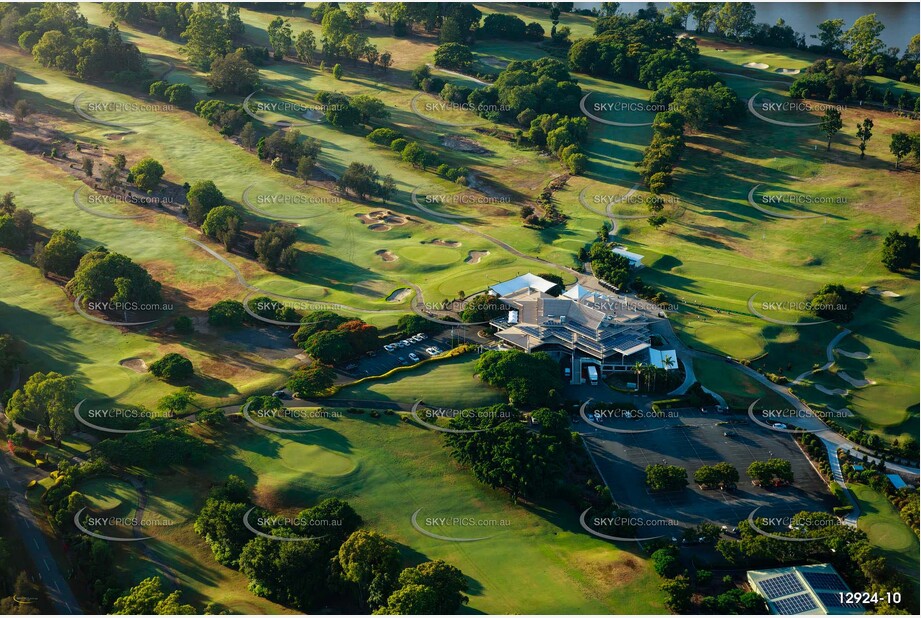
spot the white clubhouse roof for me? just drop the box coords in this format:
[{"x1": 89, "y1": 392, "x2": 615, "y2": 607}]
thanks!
[
  {"x1": 612, "y1": 247, "x2": 644, "y2": 265},
  {"x1": 561, "y1": 283, "x2": 592, "y2": 300},
  {"x1": 649, "y1": 348, "x2": 678, "y2": 369},
  {"x1": 490, "y1": 273, "x2": 557, "y2": 297}
]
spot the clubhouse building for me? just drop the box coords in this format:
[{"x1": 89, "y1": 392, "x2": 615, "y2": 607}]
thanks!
[{"x1": 488, "y1": 273, "x2": 660, "y2": 385}]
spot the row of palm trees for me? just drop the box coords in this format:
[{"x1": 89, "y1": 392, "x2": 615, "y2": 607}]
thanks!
[{"x1": 631, "y1": 356, "x2": 678, "y2": 393}]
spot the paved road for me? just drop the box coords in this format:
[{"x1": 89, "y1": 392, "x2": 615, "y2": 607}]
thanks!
[{"x1": 0, "y1": 455, "x2": 80, "y2": 614}]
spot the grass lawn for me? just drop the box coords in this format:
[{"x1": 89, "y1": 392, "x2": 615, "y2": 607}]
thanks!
[
  {"x1": 75, "y1": 475, "x2": 137, "y2": 513},
  {"x1": 692, "y1": 357, "x2": 788, "y2": 410},
  {"x1": 335, "y1": 354, "x2": 505, "y2": 409},
  {"x1": 127, "y1": 413, "x2": 664, "y2": 614},
  {"x1": 851, "y1": 483, "x2": 919, "y2": 581}
]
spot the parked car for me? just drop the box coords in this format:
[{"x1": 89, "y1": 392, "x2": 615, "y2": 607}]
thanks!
[
  {"x1": 772, "y1": 422, "x2": 788, "y2": 429},
  {"x1": 416, "y1": 333, "x2": 428, "y2": 340},
  {"x1": 384, "y1": 343, "x2": 397, "y2": 352},
  {"x1": 408, "y1": 353, "x2": 420, "y2": 362},
  {"x1": 430, "y1": 346, "x2": 443, "y2": 354}
]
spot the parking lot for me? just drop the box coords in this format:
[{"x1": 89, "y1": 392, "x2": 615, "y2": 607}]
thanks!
[
  {"x1": 582, "y1": 408, "x2": 834, "y2": 537},
  {"x1": 339, "y1": 333, "x2": 456, "y2": 378}
]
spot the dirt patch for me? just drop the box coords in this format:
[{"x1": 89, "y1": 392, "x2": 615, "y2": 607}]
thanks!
[
  {"x1": 368, "y1": 223, "x2": 391, "y2": 232},
  {"x1": 119, "y1": 357, "x2": 148, "y2": 373},
  {"x1": 569, "y1": 550, "x2": 642, "y2": 590},
  {"x1": 429, "y1": 239, "x2": 461, "y2": 247},
  {"x1": 743, "y1": 62, "x2": 769, "y2": 70},
  {"x1": 375, "y1": 249, "x2": 398, "y2": 262},
  {"x1": 440, "y1": 134, "x2": 490, "y2": 154},
  {"x1": 387, "y1": 287, "x2": 412, "y2": 302},
  {"x1": 464, "y1": 250, "x2": 489, "y2": 264}
]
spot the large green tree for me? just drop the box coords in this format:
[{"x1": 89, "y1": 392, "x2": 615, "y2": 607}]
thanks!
[
  {"x1": 338, "y1": 530, "x2": 401, "y2": 611},
  {"x1": 180, "y1": 3, "x2": 230, "y2": 69},
  {"x1": 6, "y1": 371, "x2": 76, "y2": 439},
  {"x1": 67, "y1": 249, "x2": 162, "y2": 305}
]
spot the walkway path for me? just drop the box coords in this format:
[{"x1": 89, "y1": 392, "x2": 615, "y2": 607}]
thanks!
[{"x1": 821, "y1": 439, "x2": 861, "y2": 526}]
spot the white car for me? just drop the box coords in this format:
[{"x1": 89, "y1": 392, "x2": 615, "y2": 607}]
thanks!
[
  {"x1": 425, "y1": 347, "x2": 438, "y2": 355},
  {"x1": 772, "y1": 422, "x2": 788, "y2": 429},
  {"x1": 408, "y1": 353, "x2": 420, "y2": 362},
  {"x1": 399, "y1": 340, "x2": 411, "y2": 347},
  {"x1": 416, "y1": 333, "x2": 428, "y2": 340},
  {"x1": 431, "y1": 346, "x2": 443, "y2": 354},
  {"x1": 411, "y1": 334, "x2": 425, "y2": 342},
  {"x1": 384, "y1": 343, "x2": 396, "y2": 352}
]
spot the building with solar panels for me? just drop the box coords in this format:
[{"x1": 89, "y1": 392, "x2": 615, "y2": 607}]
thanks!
[{"x1": 747, "y1": 564, "x2": 864, "y2": 615}]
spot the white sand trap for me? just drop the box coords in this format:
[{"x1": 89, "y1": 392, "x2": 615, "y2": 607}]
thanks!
[
  {"x1": 302, "y1": 109, "x2": 324, "y2": 121},
  {"x1": 386, "y1": 287, "x2": 411, "y2": 302},
  {"x1": 835, "y1": 349, "x2": 870, "y2": 360},
  {"x1": 775, "y1": 68, "x2": 801, "y2": 75},
  {"x1": 743, "y1": 62, "x2": 769, "y2": 70},
  {"x1": 863, "y1": 286, "x2": 901, "y2": 298},
  {"x1": 815, "y1": 384, "x2": 848, "y2": 396},
  {"x1": 119, "y1": 357, "x2": 148, "y2": 373},
  {"x1": 837, "y1": 371, "x2": 875, "y2": 388},
  {"x1": 375, "y1": 249, "x2": 398, "y2": 262},
  {"x1": 465, "y1": 250, "x2": 489, "y2": 264}
]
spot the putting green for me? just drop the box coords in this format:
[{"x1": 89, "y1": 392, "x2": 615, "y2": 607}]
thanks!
[
  {"x1": 278, "y1": 442, "x2": 356, "y2": 476},
  {"x1": 399, "y1": 245, "x2": 464, "y2": 265},
  {"x1": 77, "y1": 364, "x2": 137, "y2": 399},
  {"x1": 852, "y1": 483, "x2": 919, "y2": 579},
  {"x1": 76, "y1": 476, "x2": 136, "y2": 512}
]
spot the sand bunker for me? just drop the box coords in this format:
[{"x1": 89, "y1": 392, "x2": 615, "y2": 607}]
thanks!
[
  {"x1": 302, "y1": 109, "x2": 324, "y2": 122},
  {"x1": 355, "y1": 213, "x2": 377, "y2": 224},
  {"x1": 375, "y1": 249, "x2": 398, "y2": 262},
  {"x1": 815, "y1": 384, "x2": 848, "y2": 396},
  {"x1": 387, "y1": 287, "x2": 411, "y2": 302},
  {"x1": 383, "y1": 215, "x2": 407, "y2": 225},
  {"x1": 837, "y1": 371, "x2": 875, "y2": 388},
  {"x1": 429, "y1": 239, "x2": 461, "y2": 247},
  {"x1": 775, "y1": 68, "x2": 801, "y2": 75},
  {"x1": 864, "y1": 286, "x2": 900, "y2": 298},
  {"x1": 119, "y1": 357, "x2": 148, "y2": 373},
  {"x1": 105, "y1": 132, "x2": 132, "y2": 141},
  {"x1": 481, "y1": 56, "x2": 508, "y2": 69},
  {"x1": 441, "y1": 135, "x2": 489, "y2": 154},
  {"x1": 465, "y1": 250, "x2": 489, "y2": 264},
  {"x1": 835, "y1": 349, "x2": 870, "y2": 360},
  {"x1": 743, "y1": 62, "x2": 769, "y2": 70},
  {"x1": 368, "y1": 223, "x2": 391, "y2": 232}
]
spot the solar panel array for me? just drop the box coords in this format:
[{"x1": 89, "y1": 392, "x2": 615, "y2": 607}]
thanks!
[
  {"x1": 759, "y1": 573, "x2": 805, "y2": 599},
  {"x1": 773, "y1": 593, "x2": 818, "y2": 615},
  {"x1": 817, "y1": 592, "x2": 863, "y2": 610},
  {"x1": 802, "y1": 571, "x2": 847, "y2": 592}
]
